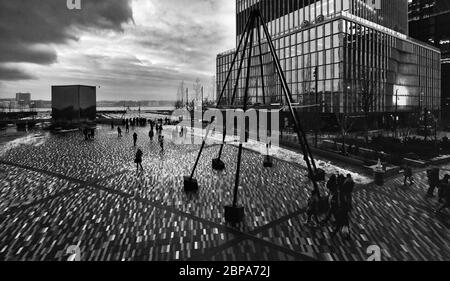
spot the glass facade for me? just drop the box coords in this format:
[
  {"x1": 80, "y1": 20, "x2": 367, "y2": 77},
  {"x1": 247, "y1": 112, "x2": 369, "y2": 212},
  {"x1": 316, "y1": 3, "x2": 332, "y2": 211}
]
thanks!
[
  {"x1": 217, "y1": 0, "x2": 441, "y2": 115},
  {"x1": 409, "y1": 0, "x2": 450, "y2": 120},
  {"x1": 52, "y1": 85, "x2": 96, "y2": 124},
  {"x1": 236, "y1": 0, "x2": 409, "y2": 39}
]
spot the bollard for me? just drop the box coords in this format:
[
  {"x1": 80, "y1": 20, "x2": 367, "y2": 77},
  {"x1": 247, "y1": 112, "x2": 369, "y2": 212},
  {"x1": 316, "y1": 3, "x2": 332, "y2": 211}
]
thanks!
[
  {"x1": 183, "y1": 176, "x2": 199, "y2": 193},
  {"x1": 374, "y1": 170, "x2": 385, "y2": 186},
  {"x1": 224, "y1": 205, "x2": 245, "y2": 224},
  {"x1": 212, "y1": 158, "x2": 226, "y2": 171},
  {"x1": 263, "y1": 155, "x2": 273, "y2": 168}
]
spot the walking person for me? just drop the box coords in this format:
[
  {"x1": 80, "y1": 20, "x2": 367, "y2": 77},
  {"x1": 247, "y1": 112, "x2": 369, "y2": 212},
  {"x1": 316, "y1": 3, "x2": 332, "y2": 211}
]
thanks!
[
  {"x1": 159, "y1": 135, "x2": 165, "y2": 152},
  {"x1": 331, "y1": 191, "x2": 351, "y2": 239},
  {"x1": 427, "y1": 168, "x2": 440, "y2": 197},
  {"x1": 83, "y1": 127, "x2": 88, "y2": 141},
  {"x1": 322, "y1": 174, "x2": 338, "y2": 224},
  {"x1": 403, "y1": 164, "x2": 414, "y2": 186},
  {"x1": 304, "y1": 189, "x2": 321, "y2": 226},
  {"x1": 126, "y1": 122, "x2": 130, "y2": 134},
  {"x1": 117, "y1": 127, "x2": 122, "y2": 138},
  {"x1": 436, "y1": 178, "x2": 450, "y2": 213},
  {"x1": 149, "y1": 129, "x2": 154, "y2": 141},
  {"x1": 135, "y1": 148, "x2": 144, "y2": 173},
  {"x1": 438, "y1": 175, "x2": 450, "y2": 203},
  {"x1": 133, "y1": 132, "x2": 138, "y2": 147},
  {"x1": 90, "y1": 128, "x2": 95, "y2": 140},
  {"x1": 342, "y1": 174, "x2": 355, "y2": 212}
]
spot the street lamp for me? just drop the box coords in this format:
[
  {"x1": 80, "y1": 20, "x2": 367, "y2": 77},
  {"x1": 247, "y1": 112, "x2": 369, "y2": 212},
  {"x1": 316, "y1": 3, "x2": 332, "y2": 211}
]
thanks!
[
  {"x1": 394, "y1": 89, "x2": 399, "y2": 139},
  {"x1": 313, "y1": 66, "x2": 319, "y2": 148}
]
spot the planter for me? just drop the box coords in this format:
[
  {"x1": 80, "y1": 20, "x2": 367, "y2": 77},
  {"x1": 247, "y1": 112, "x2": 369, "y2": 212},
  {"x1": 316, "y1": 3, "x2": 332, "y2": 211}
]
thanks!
[{"x1": 374, "y1": 170, "x2": 385, "y2": 186}]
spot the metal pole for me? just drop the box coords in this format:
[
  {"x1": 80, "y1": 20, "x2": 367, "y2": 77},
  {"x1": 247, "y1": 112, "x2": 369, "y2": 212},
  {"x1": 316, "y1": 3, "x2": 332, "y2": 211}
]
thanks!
[
  {"x1": 233, "y1": 26, "x2": 254, "y2": 208},
  {"x1": 314, "y1": 66, "x2": 319, "y2": 148},
  {"x1": 395, "y1": 89, "x2": 398, "y2": 138},
  {"x1": 257, "y1": 10, "x2": 319, "y2": 187},
  {"x1": 217, "y1": 17, "x2": 255, "y2": 161},
  {"x1": 189, "y1": 14, "x2": 255, "y2": 178},
  {"x1": 215, "y1": 15, "x2": 255, "y2": 108}
]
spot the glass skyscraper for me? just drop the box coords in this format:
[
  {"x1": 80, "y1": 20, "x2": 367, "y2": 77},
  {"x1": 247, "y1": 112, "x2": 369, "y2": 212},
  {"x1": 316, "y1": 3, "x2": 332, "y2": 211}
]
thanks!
[
  {"x1": 217, "y1": 0, "x2": 441, "y2": 118},
  {"x1": 409, "y1": 0, "x2": 450, "y2": 121}
]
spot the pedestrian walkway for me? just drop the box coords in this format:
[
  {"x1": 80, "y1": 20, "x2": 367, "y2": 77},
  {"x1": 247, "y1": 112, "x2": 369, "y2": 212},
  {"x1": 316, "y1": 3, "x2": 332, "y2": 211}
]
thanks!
[{"x1": 0, "y1": 125, "x2": 448, "y2": 261}]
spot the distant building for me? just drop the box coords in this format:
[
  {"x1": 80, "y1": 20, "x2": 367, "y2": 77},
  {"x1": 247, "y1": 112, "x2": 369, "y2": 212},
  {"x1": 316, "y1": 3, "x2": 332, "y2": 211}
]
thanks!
[
  {"x1": 408, "y1": 0, "x2": 450, "y2": 121},
  {"x1": 52, "y1": 85, "x2": 96, "y2": 124},
  {"x1": 16, "y1": 93, "x2": 31, "y2": 107},
  {"x1": 32, "y1": 100, "x2": 52, "y2": 109}
]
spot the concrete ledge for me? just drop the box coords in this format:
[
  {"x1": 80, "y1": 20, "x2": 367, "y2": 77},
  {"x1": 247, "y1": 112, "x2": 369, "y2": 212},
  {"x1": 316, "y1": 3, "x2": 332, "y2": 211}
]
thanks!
[
  {"x1": 404, "y1": 158, "x2": 427, "y2": 168},
  {"x1": 428, "y1": 155, "x2": 450, "y2": 166}
]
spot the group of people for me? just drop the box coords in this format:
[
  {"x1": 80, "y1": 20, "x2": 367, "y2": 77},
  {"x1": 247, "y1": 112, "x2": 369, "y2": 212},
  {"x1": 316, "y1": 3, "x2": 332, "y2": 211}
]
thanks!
[
  {"x1": 122, "y1": 117, "x2": 148, "y2": 128},
  {"x1": 108, "y1": 117, "x2": 169, "y2": 173},
  {"x1": 305, "y1": 173, "x2": 355, "y2": 239},
  {"x1": 405, "y1": 165, "x2": 450, "y2": 213}
]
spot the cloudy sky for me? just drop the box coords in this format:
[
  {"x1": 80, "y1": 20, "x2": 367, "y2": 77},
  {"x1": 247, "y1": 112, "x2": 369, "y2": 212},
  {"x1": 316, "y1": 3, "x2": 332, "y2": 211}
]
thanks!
[{"x1": 0, "y1": 0, "x2": 236, "y2": 101}]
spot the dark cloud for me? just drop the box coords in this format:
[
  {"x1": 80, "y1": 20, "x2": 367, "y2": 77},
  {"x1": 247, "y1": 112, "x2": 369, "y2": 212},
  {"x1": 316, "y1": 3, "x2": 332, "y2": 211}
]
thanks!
[
  {"x1": 0, "y1": 0, "x2": 235, "y2": 99},
  {"x1": 0, "y1": 43, "x2": 57, "y2": 64},
  {"x1": 0, "y1": 65, "x2": 35, "y2": 81},
  {"x1": 0, "y1": 0, "x2": 133, "y2": 80}
]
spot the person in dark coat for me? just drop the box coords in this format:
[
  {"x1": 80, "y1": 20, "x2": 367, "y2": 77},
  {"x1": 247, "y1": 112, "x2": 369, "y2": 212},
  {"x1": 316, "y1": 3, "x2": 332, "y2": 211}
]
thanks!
[
  {"x1": 159, "y1": 135, "x2": 165, "y2": 152},
  {"x1": 322, "y1": 174, "x2": 338, "y2": 224},
  {"x1": 436, "y1": 179, "x2": 450, "y2": 214},
  {"x1": 403, "y1": 164, "x2": 414, "y2": 186},
  {"x1": 337, "y1": 174, "x2": 346, "y2": 189},
  {"x1": 149, "y1": 129, "x2": 154, "y2": 141},
  {"x1": 305, "y1": 189, "x2": 321, "y2": 226},
  {"x1": 133, "y1": 132, "x2": 138, "y2": 147},
  {"x1": 83, "y1": 128, "x2": 88, "y2": 140},
  {"x1": 135, "y1": 148, "x2": 143, "y2": 173},
  {"x1": 438, "y1": 175, "x2": 450, "y2": 203},
  {"x1": 342, "y1": 174, "x2": 355, "y2": 211},
  {"x1": 117, "y1": 127, "x2": 122, "y2": 138}
]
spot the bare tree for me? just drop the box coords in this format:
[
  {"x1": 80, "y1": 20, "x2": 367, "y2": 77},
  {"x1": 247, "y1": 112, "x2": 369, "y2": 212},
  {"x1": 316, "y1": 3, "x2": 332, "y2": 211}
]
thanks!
[
  {"x1": 336, "y1": 112, "x2": 355, "y2": 155},
  {"x1": 360, "y1": 68, "x2": 376, "y2": 143}
]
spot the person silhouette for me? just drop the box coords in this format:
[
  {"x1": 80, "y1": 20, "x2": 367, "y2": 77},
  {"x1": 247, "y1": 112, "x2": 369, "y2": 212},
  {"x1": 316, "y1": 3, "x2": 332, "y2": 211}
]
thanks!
[
  {"x1": 159, "y1": 135, "x2": 165, "y2": 151},
  {"x1": 133, "y1": 132, "x2": 138, "y2": 147},
  {"x1": 149, "y1": 129, "x2": 154, "y2": 141},
  {"x1": 117, "y1": 127, "x2": 122, "y2": 137},
  {"x1": 135, "y1": 148, "x2": 144, "y2": 173}
]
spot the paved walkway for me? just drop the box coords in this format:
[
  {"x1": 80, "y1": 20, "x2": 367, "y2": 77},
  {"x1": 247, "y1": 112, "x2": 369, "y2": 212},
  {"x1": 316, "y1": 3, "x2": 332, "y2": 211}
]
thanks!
[{"x1": 0, "y1": 125, "x2": 448, "y2": 261}]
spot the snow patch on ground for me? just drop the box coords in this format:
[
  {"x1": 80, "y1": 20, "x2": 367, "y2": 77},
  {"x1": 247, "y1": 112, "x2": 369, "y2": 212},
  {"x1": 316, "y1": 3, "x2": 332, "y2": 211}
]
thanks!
[
  {"x1": 0, "y1": 133, "x2": 49, "y2": 157},
  {"x1": 170, "y1": 126, "x2": 373, "y2": 185}
]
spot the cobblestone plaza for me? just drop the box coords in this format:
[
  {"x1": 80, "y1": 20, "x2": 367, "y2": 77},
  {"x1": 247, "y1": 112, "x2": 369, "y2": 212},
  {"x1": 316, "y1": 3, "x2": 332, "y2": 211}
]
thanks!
[{"x1": 0, "y1": 125, "x2": 448, "y2": 261}]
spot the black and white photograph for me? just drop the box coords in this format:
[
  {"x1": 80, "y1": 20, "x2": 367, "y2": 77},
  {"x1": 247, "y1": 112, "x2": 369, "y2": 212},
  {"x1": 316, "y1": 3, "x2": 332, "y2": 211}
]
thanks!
[{"x1": 0, "y1": 0, "x2": 449, "y2": 270}]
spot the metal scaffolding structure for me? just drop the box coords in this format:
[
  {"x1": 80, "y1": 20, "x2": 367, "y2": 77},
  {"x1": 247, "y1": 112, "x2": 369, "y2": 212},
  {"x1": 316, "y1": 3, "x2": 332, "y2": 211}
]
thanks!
[{"x1": 184, "y1": 9, "x2": 324, "y2": 224}]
